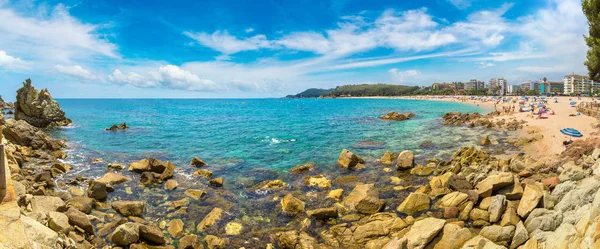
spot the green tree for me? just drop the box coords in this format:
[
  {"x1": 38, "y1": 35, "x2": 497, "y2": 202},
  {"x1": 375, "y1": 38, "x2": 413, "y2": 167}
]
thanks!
[{"x1": 583, "y1": 0, "x2": 600, "y2": 81}]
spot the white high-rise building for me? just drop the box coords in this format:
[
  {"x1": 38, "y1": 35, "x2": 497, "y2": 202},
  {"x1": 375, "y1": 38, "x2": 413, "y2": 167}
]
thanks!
[
  {"x1": 488, "y1": 77, "x2": 508, "y2": 95},
  {"x1": 563, "y1": 73, "x2": 599, "y2": 94}
]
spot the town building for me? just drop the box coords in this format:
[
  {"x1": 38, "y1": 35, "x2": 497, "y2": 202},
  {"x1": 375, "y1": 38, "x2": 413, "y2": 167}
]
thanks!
[
  {"x1": 520, "y1": 81, "x2": 540, "y2": 92},
  {"x1": 452, "y1": 82, "x2": 465, "y2": 90},
  {"x1": 563, "y1": 73, "x2": 599, "y2": 94},
  {"x1": 488, "y1": 77, "x2": 507, "y2": 95},
  {"x1": 506, "y1": 85, "x2": 521, "y2": 95},
  {"x1": 464, "y1": 79, "x2": 485, "y2": 91},
  {"x1": 431, "y1": 82, "x2": 455, "y2": 91},
  {"x1": 548, "y1": 82, "x2": 564, "y2": 93}
]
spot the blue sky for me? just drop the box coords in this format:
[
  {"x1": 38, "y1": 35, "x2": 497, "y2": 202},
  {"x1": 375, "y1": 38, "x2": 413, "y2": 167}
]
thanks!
[{"x1": 0, "y1": 0, "x2": 590, "y2": 99}]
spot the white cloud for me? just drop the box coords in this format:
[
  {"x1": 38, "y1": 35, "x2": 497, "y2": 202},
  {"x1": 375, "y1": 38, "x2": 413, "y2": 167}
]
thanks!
[
  {"x1": 183, "y1": 30, "x2": 272, "y2": 54},
  {"x1": 517, "y1": 65, "x2": 569, "y2": 73},
  {"x1": 448, "y1": 0, "x2": 471, "y2": 9},
  {"x1": 55, "y1": 65, "x2": 99, "y2": 80},
  {"x1": 245, "y1": 27, "x2": 254, "y2": 33},
  {"x1": 0, "y1": 4, "x2": 117, "y2": 65},
  {"x1": 108, "y1": 69, "x2": 156, "y2": 88},
  {"x1": 388, "y1": 68, "x2": 421, "y2": 82},
  {"x1": 0, "y1": 50, "x2": 28, "y2": 69},
  {"x1": 477, "y1": 61, "x2": 496, "y2": 68}
]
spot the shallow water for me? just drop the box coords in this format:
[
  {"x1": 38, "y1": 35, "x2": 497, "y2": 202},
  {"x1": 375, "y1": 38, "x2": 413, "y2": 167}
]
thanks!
[{"x1": 43, "y1": 98, "x2": 517, "y2": 244}]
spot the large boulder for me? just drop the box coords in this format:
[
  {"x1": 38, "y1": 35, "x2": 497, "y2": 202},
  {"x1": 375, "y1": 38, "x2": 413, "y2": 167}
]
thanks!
[
  {"x1": 112, "y1": 201, "x2": 145, "y2": 217},
  {"x1": 66, "y1": 207, "x2": 94, "y2": 235},
  {"x1": 403, "y1": 217, "x2": 445, "y2": 249},
  {"x1": 396, "y1": 150, "x2": 415, "y2": 170},
  {"x1": 30, "y1": 196, "x2": 65, "y2": 214},
  {"x1": 430, "y1": 223, "x2": 473, "y2": 249},
  {"x1": 380, "y1": 111, "x2": 415, "y2": 121},
  {"x1": 196, "y1": 207, "x2": 224, "y2": 232},
  {"x1": 47, "y1": 211, "x2": 70, "y2": 234},
  {"x1": 479, "y1": 225, "x2": 515, "y2": 247},
  {"x1": 14, "y1": 78, "x2": 71, "y2": 127},
  {"x1": 2, "y1": 119, "x2": 64, "y2": 150},
  {"x1": 96, "y1": 172, "x2": 132, "y2": 186},
  {"x1": 21, "y1": 215, "x2": 59, "y2": 248},
  {"x1": 517, "y1": 185, "x2": 542, "y2": 218},
  {"x1": 280, "y1": 194, "x2": 305, "y2": 216},
  {"x1": 397, "y1": 192, "x2": 430, "y2": 215},
  {"x1": 111, "y1": 222, "x2": 140, "y2": 246},
  {"x1": 342, "y1": 184, "x2": 384, "y2": 214}
]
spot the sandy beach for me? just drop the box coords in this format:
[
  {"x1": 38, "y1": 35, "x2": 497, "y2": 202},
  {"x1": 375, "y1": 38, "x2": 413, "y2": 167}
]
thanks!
[{"x1": 399, "y1": 95, "x2": 600, "y2": 159}]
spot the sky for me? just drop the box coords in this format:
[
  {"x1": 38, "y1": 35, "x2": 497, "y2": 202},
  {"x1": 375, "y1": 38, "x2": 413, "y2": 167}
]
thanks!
[{"x1": 0, "y1": 0, "x2": 591, "y2": 99}]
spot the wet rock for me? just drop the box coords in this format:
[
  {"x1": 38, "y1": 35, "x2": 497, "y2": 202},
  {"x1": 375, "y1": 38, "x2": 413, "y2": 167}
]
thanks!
[
  {"x1": 178, "y1": 234, "x2": 203, "y2": 249},
  {"x1": 225, "y1": 222, "x2": 243, "y2": 235},
  {"x1": 204, "y1": 235, "x2": 226, "y2": 249},
  {"x1": 341, "y1": 183, "x2": 383, "y2": 214},
  {"x1": 129, "y1": 159, "x2": 151, "y2": 172},
  {"x1": 403, "y1": 217, "x2": 445, "y2": 249},
  {"x1": 304, "y1": 175, "x2": 332, "y2": 189},
  {"x1": 380, "y1": 111, "x2": 414, "y2": 121},
  {"x1": 197, "y1": 207, "x2": 223, "y2": 232},
  {"x1": 66, "y1": 207, "x2": 94, "y2": 235},
  {"x1": 48, "y1": 211, "x2": 70, "y2": 234},
  {"x1": 337, "y1": 149, "x2": 365, "y2": 169},
  {"x1": 193, "y1": 169, "x2": 213, "y2": 178},
  {"x1": 184, "y1": 189, "x2": 206, "y2": 200},
  {"x1": 107, "y1": 163, "x2": 126, "y2": 170},
  {"x1": 168, "y1": 219, "x2": 184, "y2": 238},
  {"x1": 112, "y1": 201, "x2": 145, "y2": 217},
  {"x1": 97, "y1": 172, "x2": 132, "y2": 186},
  {"x1": 517, "y1": 185, "x2": 542, "y2": 218},
  {"x1": 480, "y1": 135, "x2": 491, "y2": 146},
  {"x1": 290, "y1": 162, "x2": 315, "y2": 173},
  {"x1": 281, "y1": 194, "x2": 305, "y2": 216},
  {"x1": 410, "y1": 165, "x2": 433, "y2": 176},
  {"x1": 396, "y1": 150, "x2": 415, "y2": 170},
  {"x1": 479, "y1": 225, "x2": 515, "y2": 247},
  {"x1": 190, "y1": 156, "x2": 208, "y2": 167},
  {"x1": 327, "y1": 189, "x2": 344, "y2": 200},
  {"x1": 380, "y1": 151, "x2": 396, "y2": 165},
  {"x1": 209, "y1": 177, "x2": 223, "y2": 187},
  {"x1": 87, "y1": 180, "x2": 107, "y2": 201},
  {"x1": 139, "y1": 225, "x2": 166, "y2": 244},
  {"x1": 66, "y1": 196, "x2": 95, "y2": 214},
  {"x1": 397, "y1": 192, "x2": 430, "y2": 215},
  {"x1": 257, "y1": 179, "x2": 287, "y2": 189},
  {"x1": 306, "y1": 207, "x2": 338, "y2": 220},
  {"x1": 51, "y1": 150, "x2": 67, "y2": 159},
  {"x1": 276, "y1": 231, "x2": 318, "y2": 249},
  {"x1": 14, "y1": 78, "x2": 72, "y2": 127},
  {"x1": 165, "y1": 179, "x2": 179, "y2": 190},
  {"x1": 111, "y1": 222, "x2": 140, "y2": 246},
  {"x1": 106, "y1": 122, "x2": 129, "y2": 131}
]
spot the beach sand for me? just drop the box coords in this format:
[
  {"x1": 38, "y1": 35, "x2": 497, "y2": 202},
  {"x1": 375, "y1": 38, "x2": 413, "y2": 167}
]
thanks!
[{"x1": 358, "y1": 95, "x2": 600, "y2": 160}]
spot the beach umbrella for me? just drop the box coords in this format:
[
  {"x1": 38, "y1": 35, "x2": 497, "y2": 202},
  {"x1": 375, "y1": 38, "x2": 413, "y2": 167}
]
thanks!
[
  {"x1": 537, "y1": 104, "x2": 545, "y2": 108},
  {"x1": 570, "y1": 101, "x2": 577, "y2": 105},
  {"x1": 560, "y1": 128, "x2": 583, "y2": 138}
]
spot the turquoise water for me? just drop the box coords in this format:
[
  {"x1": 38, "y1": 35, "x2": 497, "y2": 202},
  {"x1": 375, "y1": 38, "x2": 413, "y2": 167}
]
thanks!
[{"x1": 51, "y1": 98, "x2": 490, "y2": 176}]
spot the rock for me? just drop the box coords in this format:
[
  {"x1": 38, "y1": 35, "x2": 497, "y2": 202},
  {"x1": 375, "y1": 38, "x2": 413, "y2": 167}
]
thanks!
[
  {"x1": 139, "y1": 225, "x2": 166, "y2": 244},
  {"x1": 190, "y1": 156, "x2": 208, "y2": 167},
  {"x1": 209, "y1": 177, "x2": 223, "y2": 187},
  {"x1": 107, "y1": 163, "x2": 126, "y2": 170},
  {"x1": 21, "y1": 215, "x2": 59, "y2": 248},
  {"x1": 184, "y1": 189, "x2": 206, "y2": 200},
  {"x1": 460, "y1": 235, "x2": 506, "y2": 249},
  {"x1": 327, "y1": 189, "x2": 344, "y2": 200},
  {"x1": 66, "y1": 207, "x2": 94, "y2": 235},
  {"x1": 197, "y1": 207, "x2": 223, "y2": 232},
  {"x1": 380, "y1": 151, "x2": 396, "y2": 165},
  {"x1": 437, "y1": 191, "x2": 469, "y2": 208},
  {"x1": 444, "y1": 207, "x2": 460, "y2": 219},
  {"x1": 431, "y1": 223, "x2": 473, "y2": 249},
  {"x1": 517, "y1": 185, "x2": 542, "y2": 218},
  {"x1": 129, "y1": 159, "x2": 151, "y2": 172},
  {"x1": 474, "y1": 172, "x2": 514, "y2": 198},
  {"x1": 106, "y1": 122, "x2": 129, "y2": 131},
  {"x1": 306, "y1": 207, "x2": 338, "y2": 220},
  {"x1": 178, "y1": 234, "x2": 203, "y2": 249},
  {"x1": 87, "y1": 180, "x2": 107, "y2": 201},
  {"x1": 48, "y1": 211, "x2": 70, "y2": 234},
  {"x1": 112, "y1": 201, "x2": 144, "y2": 217},
  {"x1": 204, "y1": 235, "x2": 226, "y2": 249},
  {"x1": 193, "y1": 169, "x2": 213, "y2": 178},
  {"x1": 380, "y1": 111, "x2": 415, "y2": 121},
  {"x1": 97, "y1": 172, "x2": 132, "y2": 186},
  {"x1": 165, "y1": 179, "x2": 179, "y2": 190},
  {"x1": 488, "y1": 195, "x2": 506, "y2": 223},
  {"x1": 168, "y1": 219, "x2": 184, "y2": 238},
  {"x1": 397, "y1": 192, "x2": 430, "y2": 215},
  {"x1": 225, "y1": 222, "x2": 243, "y2": 235},
  {"x1": 111, "y1": 222, "x2": 140, "y2": 246},
  {"x1": 337, "y1": 149, "x2": 365, "y2": 169},
  {"x1": 290, "y1": 162, "x2": 315, "y2": 173},
  {"x1": 500, "y1": 207, "x2": 520, "y2": 226},
  {"x1": 396, "y1": 150, "x2": 415, "y2": 170},
  {"x1": 479, "y1": 225, "x2": 515, "y2": 246},
  {"x1": 276, "y1": 231, "x2": 318, "y2": 249},
  {"x1": 51, "y1": 150, "x2": 67, "y2": 159},
  {"x1": 469, "y1": 208, "x2": 490, "y2": 226},
  {"x1": 524, "y1": 208, "x2": 562, "y2": 233},
  {"x1": 410, "y1": 165, "x2": 434, "y2": 176},
  {"x1": 31, "y1": 195, "x2": 66, "y2": 213},
  {"x1": 510, "y1": 221, "x2": 528, "y2": 249},
  {"x1": 558, "y1": 164, "x2": 586, "y2": 182},
  {"x1": 341, "y1": 183, "x2": 383, "y2": 214},
  {"x1": 448, "y1": 174, "x2": 473, "y2": 191},
  {"x1": 2, "y1": 119, "x2": 64, "y2": 150},
  {"x1": 66, "y1": 196, "x2": 95, "y2": 214},
  {"x1": 404, "y1": 217, "x2": 445, "y2": 249},
  {"x1": 542, "y1": 176, "x2": 560, "y2": 189},
  {"x1": 14, "y1": 79, "x2": 71, "y2": 127},
  {"x1": 305, "y1": 175, "x2": 331, "y2": 189},
  {"x1": 281, "y1": 194, "x2": 305, "y2": 216}
]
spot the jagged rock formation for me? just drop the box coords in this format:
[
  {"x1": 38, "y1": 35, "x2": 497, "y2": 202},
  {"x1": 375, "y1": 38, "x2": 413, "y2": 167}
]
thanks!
[
  {"x1": 14, "y1": 79, "x2": 71, "y2": 128},
  {"x1": 380, "y1": 111, "x2": 415, "y2": 121},
  {"x1": 0, "y1": 95, "x2": 14, "y2": 110}
]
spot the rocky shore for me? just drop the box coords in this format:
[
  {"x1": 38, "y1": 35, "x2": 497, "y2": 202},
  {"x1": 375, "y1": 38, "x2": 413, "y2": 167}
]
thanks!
[{"x1": 2, "y1": 82, "x2": 600, "y2": 249}]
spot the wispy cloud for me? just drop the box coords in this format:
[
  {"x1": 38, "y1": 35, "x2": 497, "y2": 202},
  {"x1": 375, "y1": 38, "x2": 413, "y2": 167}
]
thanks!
[
  {"x1": 0, "y1": 50, "x2": 28, "y2": 70},
  {"x1": 388, "y1": 68, "x2": 421, "y2": 83},
  {"x1": 447, "y1": 0, "x2": 471, "y2": 9},
  {"x1": 55, "y1": 65, "x2": 100, "y2": 80}
]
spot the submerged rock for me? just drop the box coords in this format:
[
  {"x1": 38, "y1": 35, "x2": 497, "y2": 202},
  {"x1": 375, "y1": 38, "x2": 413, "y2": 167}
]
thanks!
[
  {"x1": 106, "y1": 122, "x2": 129, "y2": 131},
  {"x1": 281, "y1": 194, "x2": 305, "y2": 216},
  {"x1": 190, "y1": 156, "x2": 208, "y2": 167},
  {"x1": 111, "y1": 222, "x2": 140, "y2": 246},
  {"x1": 14, "y1": 78, "x2": 71, "y2": 127},
  {"x1": 380, "y1": 111, "x2": 415, "y2": 121},
  {"x1": 197, "y1": 207, "x2": 223, "y2": 232},
  {"x1": 290, "y1": 162, "x2": 315, "y2": 173},
  {"x1": 112, "y1": 201, "x2": 145, "y2": 217}
]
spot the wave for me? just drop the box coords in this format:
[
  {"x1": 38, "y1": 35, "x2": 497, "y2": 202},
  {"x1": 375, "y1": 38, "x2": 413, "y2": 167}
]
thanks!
[{"x1": 262, "y1": 136, "x2": 297, "y2": 145}]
